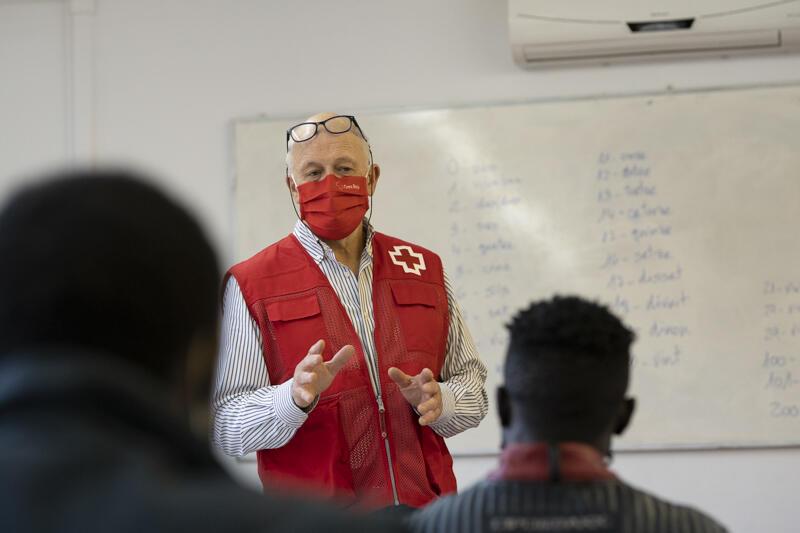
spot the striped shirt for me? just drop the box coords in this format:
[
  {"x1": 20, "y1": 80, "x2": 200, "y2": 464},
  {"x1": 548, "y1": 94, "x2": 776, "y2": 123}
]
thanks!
[
  {"x1": 212, "y1": 221, "x2": 488, "y2": 457},
  {"x1": 408, "y1": 479, "x2": 728, "y2": 533}
]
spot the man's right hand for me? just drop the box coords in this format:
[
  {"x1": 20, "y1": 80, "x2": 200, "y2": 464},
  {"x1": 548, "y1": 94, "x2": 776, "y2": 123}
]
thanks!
[{"x1": 291, "y1": 340, "x2": 355, "y2": 409}]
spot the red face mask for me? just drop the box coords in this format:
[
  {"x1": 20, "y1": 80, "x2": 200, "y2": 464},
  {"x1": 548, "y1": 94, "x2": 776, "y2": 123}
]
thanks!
[{"x1": 296, "y1": 174, "x2": 369, "y2": 240}]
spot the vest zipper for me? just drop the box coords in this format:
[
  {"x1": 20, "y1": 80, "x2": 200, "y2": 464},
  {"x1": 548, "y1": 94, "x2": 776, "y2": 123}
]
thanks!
[{"x1": 376, "y1": 394, "x2": 400, "y2": 506}]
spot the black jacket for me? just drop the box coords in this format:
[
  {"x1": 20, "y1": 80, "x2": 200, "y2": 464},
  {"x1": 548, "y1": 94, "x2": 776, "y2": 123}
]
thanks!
[{"x1": 0, "y1": 350, "x2": 405, "y2": 533}]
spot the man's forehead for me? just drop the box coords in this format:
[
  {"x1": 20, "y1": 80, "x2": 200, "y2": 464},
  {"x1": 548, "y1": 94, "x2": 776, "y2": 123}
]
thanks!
[
  {"x1": 287, "y1": 112, "x2": 371, "y2": 171},
  {"x1": 293, "y1": 132, "x2": 365, "y2": 160}
]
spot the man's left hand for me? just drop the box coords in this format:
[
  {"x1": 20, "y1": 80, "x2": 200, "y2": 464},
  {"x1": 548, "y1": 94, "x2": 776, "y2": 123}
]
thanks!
[{"x1": 387, "y1": 367, "x2": 442, "y2": 426}]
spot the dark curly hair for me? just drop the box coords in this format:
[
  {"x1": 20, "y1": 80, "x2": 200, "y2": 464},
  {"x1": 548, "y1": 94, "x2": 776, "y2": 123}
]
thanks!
[{"x1": 504, "y1": 295, "x2": 635, "y2": 439}]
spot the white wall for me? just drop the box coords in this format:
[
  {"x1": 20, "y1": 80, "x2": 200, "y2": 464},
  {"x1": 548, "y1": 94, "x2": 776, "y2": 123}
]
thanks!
[
  {"x1": 0, "y1": 0, "x2": 68, "y2": 197},
  {"x1": 4, "y1": 1, "x2": 800, "y2": 531}
]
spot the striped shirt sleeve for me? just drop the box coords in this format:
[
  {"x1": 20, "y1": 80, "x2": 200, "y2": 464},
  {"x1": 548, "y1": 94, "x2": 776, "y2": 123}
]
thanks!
[
  {"x1": 429, "y1": 271, "x2": 489, "y2": 438},
  {"x1": 211, "y1": 277, "x2": 309, "y2": 457}
]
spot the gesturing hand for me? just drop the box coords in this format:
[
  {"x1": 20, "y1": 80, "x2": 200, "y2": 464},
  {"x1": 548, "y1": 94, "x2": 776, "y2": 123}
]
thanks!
[
  {"x1": 291, "y1": 340, "x2": 355, "y2": 409},
  {"x1": 387, "y1": 367, "x2": 442, "y2": 426}
]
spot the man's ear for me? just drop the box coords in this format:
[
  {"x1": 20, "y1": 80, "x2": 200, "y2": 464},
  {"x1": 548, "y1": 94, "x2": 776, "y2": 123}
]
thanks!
[
  {"x1": 497, "y1": 386, "x2": 511, "y2": 428},
  {"x1": 286, "y1": 175, "x2": 299, "y2": 203},
  {"x1": 613, "y1": 397, "x2": 636, "y2": 436},
  {"x1": 368, "y1": 164, "x2": 380, "y2": 195}
]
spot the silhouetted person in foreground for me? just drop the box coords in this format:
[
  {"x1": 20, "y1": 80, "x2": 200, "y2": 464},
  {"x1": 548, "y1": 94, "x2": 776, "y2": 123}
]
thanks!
[
  {"x1": 410, "y1": 296, "x2": 727, "y2": 533},
  {"x1": 0, "y1": 169, "x2": 405, "y2": 533}
]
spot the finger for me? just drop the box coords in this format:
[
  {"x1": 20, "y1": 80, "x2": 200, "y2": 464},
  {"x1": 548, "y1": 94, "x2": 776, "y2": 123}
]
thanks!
[
  {"x1": 325, "y1": 345, "x2": 355, "y2": 375},
  {"x1": 417, "y1": 396, "x2": 440, "y2": 415},
  {"x1": 298, "y1": 352, "x2": 324, "y2": 370},
  {"x1": 308, "y1": 339, "x2": 325, "y2": 355},
  {"x1": 420, "y1": 381, "x2": 439, "y2": 395},
  {"x1": 296, "y1": 371, "x2": 317, "y2": 386},
  {"x1": 388, "y1": 367, "x2": 414, "y2": 388},
  {"x1": 299, "y1": 389, "x2": 316, "y2": 405},
  {"x1": 292, "y1": 383, "x2": 316, "y2": 407},
  {"x1": 419, "y1": 407, "x2": 442, "y2": 426},
  {"x1": 417, "y1": 368, "x2": 435, "y2": 383}
]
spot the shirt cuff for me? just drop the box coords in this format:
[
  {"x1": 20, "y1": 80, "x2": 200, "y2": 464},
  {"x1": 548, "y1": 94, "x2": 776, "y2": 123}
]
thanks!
[
  {"x1": 274, "y1": 378, "x2": 314, "y2": 428},
  {"x1": 430, "y1": 381, "x2": 456, "y2": 430}
]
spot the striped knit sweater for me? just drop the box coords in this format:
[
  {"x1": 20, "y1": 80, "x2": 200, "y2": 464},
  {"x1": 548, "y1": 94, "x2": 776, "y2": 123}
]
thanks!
[{"x1": 409, "y1": 478, "x2": 727, "y2": 533}]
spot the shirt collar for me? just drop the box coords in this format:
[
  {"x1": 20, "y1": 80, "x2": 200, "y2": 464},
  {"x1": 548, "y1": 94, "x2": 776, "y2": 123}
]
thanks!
[
  {"x1": 488, "y1": 442, "x2": 615, "y2": 483},
  {"x1": 292, "y1": 219, "x2": 374, "y2": 265}
]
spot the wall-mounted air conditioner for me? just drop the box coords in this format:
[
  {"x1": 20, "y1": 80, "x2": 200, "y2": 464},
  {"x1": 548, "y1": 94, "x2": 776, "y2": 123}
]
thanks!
[{"x1": 510, "y1": 0, "x2": 800, "y2": 68}]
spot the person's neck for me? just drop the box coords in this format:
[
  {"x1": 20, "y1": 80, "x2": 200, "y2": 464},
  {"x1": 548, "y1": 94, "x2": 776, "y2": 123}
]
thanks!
[
  {"x1": 321, "y1": 223, "x2": 366, "y2": 276},
  {"x1": 503, "y1": 425, "x2": 611, "y2": 456}
]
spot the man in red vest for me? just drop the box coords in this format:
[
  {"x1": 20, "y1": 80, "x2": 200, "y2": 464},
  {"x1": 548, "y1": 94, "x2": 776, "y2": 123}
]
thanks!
[{"x1": 212, "y1": 113, "x2": 488, "y2": 509}]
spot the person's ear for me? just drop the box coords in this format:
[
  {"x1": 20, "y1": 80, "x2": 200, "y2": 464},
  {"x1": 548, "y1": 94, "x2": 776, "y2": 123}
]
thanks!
[
  {"x1": 179, "y1": 329, "x2": 218, "y2": 439},
  {"x1": 286, "y1": 175, "x2": 299, "y2": 203},
  {"x1": 368, "y1": 164, "x2": 380, "y2": 195},
  {"x1": 613, "y1": 397, "x2": 636, "y2": 436},
  {"x1": 497, "y1": 386, "x2": 511, "y2": 428}
]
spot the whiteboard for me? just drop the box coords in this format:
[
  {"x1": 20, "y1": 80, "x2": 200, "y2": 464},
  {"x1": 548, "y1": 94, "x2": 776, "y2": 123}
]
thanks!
[{"x1": 233, "y1": 85, "x2": 800, "y2": 454}]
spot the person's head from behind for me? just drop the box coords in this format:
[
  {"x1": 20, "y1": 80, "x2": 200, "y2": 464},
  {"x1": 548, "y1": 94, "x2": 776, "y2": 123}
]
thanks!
[
  {"x1": 0, "y1": 168, "x2": 220, "y2": 434},
  {"x1": 499, "y1": 295, "x2": 636, "y2": 455}
]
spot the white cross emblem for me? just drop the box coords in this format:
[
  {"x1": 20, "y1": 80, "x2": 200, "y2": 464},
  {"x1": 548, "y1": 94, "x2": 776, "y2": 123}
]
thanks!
[{"x1": 388, "y1": 245, "x2": 427, "y2": 276}]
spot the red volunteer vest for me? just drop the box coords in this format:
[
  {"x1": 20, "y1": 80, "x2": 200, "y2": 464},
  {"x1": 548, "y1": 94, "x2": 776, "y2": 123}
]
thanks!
[{"x1": 227, "y1": 232, "x2": 457, "y2": 508}]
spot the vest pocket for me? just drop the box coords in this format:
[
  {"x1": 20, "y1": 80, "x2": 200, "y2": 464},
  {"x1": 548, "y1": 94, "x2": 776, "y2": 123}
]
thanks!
[
  {"x1": 389, "y1": 280, "x2": 445, "y2": 358},
  {"x1": 258, "y1": 394, "x2": 356, "y2": 501},
  {"x1": 266, "y1": 292, "x2": 320, "y2": 321},
  {"x1": 263, "y1": 291, "x2": 330, "y2": 384}
]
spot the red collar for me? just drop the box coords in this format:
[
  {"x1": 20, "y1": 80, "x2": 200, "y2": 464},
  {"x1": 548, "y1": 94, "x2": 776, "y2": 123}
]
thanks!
[{"x1": 488, "y1": 442, "x2": 615, "y2": 483}]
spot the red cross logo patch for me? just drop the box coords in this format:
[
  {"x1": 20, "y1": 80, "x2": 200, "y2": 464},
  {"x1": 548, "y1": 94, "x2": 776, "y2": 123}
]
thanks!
[{"x1": 388, "y1": 245, "x2": 426, "y2": 276}]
